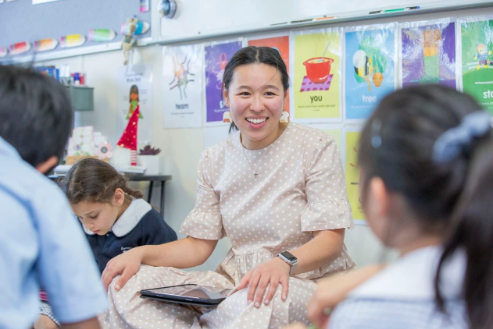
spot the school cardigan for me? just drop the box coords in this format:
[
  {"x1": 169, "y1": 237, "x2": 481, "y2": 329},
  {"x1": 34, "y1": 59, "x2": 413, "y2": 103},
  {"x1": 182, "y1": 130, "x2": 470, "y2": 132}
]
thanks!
[{"x1": 83, "y1": 198, "x2": 177, "y2": 273}]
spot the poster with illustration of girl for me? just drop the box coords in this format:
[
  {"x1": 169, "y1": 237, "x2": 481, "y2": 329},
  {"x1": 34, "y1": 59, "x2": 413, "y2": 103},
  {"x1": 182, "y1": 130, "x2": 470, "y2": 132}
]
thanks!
[
  {"x1": 117, "y1": 64, "x2": 153, "y2": 145},
  {"x1": 460, "y1": 17, "x2": 493, "y2": 114},
  {"x1": 204, "y1": 40, "x2": 243, "y2": 126},
  {"x1": 345, "y1": 23, "x2": 397, "y2": 121},
  {"x1": 292, "y1": 28, "x2": 342, "y2": 122},
  {"x1": 248, "y1": 35, "x2": 290, "y2": 122},
  {"x1": 401, "y1": 19, "x2": 457, "y2": 89}
]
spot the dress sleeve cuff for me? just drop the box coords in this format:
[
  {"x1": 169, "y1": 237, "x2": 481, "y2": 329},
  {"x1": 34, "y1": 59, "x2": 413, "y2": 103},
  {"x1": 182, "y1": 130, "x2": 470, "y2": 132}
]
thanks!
[
  {"x1": 301, "y1": 200, "x2": 355, "y2": 232},
  {"x1": 180, "y1": 209, "x2": 225, "y2": 240}
]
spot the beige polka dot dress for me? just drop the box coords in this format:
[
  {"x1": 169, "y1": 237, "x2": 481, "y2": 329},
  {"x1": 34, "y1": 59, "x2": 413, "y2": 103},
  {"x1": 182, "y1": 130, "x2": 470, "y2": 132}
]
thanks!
[{"x1": 102, "y1": 123, "x2": 355, "y2": 329}]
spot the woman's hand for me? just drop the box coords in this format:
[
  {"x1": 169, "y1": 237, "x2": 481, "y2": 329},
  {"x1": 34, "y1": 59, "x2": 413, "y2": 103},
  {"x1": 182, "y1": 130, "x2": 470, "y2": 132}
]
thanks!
[
  {"x1": 101, "y1": 247, "x2": 145, "y2": 291},
  {"x1": 307, "y1": 265, "x2": 386, "y2": 328},
  {"x1": 236, "y1": 257, "x2": 291, "y2": 307}
]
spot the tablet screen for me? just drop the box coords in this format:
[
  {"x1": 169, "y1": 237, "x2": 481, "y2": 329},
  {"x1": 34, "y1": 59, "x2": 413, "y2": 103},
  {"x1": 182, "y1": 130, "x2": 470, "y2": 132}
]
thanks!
[{"x1": 146, "y1": 284, "x2": 230, "y2": 300}]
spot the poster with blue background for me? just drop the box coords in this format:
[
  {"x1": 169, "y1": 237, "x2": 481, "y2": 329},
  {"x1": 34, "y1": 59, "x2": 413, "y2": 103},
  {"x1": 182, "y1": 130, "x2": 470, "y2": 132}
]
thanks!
[{"x1": 345, "y1": 24, "x2": 396, "y2": 121}]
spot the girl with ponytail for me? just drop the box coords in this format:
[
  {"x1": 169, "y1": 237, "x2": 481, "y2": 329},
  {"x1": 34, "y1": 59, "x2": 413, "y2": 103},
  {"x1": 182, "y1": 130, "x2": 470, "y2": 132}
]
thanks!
[
  {"x1": 296, "y1": 85, "x2": 493, "y2": 329},
  {"x1": 62, "y1": 157, "x2": 177, "y2": 273}
]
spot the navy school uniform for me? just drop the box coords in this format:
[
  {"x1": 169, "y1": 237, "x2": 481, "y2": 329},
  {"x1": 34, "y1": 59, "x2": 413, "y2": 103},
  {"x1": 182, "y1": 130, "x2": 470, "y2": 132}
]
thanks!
[{"x1": 82, "y1": 198, "x2": 177, "y2": 273}]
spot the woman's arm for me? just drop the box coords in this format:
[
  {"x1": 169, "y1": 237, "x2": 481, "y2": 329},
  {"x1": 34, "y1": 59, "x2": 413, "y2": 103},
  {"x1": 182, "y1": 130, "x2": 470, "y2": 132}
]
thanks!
[
  {"x1": 101, "y1": 237, "x2": 217, "y2": 290},
  {"x1": 236, "y1": 229, "x2": 344, "y2": 308},
  {"x1": 290, "y1": 229, "x2": 344, "y2": 275}
]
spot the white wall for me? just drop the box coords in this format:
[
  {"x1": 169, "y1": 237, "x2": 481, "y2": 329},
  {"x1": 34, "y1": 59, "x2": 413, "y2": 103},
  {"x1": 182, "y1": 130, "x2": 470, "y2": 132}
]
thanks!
[{"x1": 38, "y1": 3, "x2": 493, "y2": 271}]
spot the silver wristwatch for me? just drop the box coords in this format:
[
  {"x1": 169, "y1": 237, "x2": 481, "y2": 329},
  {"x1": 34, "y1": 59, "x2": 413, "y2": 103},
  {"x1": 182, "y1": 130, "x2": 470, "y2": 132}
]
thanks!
[{"x1": 278, "y1": 251, "x2": 298, "y2": 275}]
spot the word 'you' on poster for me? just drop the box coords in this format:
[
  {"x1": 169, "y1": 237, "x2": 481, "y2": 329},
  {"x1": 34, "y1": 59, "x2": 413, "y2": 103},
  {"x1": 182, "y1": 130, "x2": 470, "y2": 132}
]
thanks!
[
  {"x1": 292, "y1": 28, "x2": 342, "y2": 123},
  {"x1": 345, "y1": 23, "x2": 397, "y2": 121},
  {"x1": 163, "y1": 44, "x2": 203, "y2": 128},
  {"x1": 204, "y1": 40, "x2": 243, "y2": 126},
  {"x1": 117, "y1": 64, "x2": 153, "y2": 145}
]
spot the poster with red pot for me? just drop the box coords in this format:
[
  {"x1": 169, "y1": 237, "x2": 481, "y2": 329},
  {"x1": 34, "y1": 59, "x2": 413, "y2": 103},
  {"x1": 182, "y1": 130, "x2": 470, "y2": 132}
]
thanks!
[
  {"x1": 248, "y1": 35, "x2": 291, "y2": 122},
  {"x1": 292, "y1": 28, "x2": 342, "y2": 122},
  {"x1": 204, "y1": 40, "x2": 243, "y2": 126}
]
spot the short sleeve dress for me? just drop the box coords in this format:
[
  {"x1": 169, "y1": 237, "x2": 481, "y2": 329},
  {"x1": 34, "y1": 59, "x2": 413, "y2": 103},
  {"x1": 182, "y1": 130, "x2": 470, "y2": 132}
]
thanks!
[{"x1": 102, "y1": 123, "x2": 355, "y2": 329}]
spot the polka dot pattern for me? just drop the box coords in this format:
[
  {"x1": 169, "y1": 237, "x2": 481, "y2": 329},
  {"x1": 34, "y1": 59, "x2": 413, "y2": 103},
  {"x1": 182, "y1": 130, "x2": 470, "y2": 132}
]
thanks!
[{"x1": 101, "y1": 123, "x2": 355, "y2": 328}]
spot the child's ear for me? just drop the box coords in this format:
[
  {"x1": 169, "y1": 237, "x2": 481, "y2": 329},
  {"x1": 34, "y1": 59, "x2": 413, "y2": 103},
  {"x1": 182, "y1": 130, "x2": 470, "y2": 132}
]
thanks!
[
  {"x1": 368, "y1": 177, "x2": 390, "y2": 218},
  {"x1": 113, "y1": 188, "x2": 125, "y2": 206}
]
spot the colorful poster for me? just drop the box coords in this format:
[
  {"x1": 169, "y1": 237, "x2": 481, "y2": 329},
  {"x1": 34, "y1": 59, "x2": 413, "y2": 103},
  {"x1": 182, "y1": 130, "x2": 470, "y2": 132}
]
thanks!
[
  {"x1": 117, "y1": 64, "x2": 153, "y2": 145},
  {"x1": 460, "y1": 18, "x2": 493, "y2": 114},
  {"x1": 401, "y1": 19, "x2": 457, "y2": 89},
  {"x1": 293, "y1": 29, "x2": 341, "y2": 122},
  {"x1": 345, "y1": 24, "x2": 396, "y2": 121},
  {"x1": 248, "y1": 35, "x2": 291, "y2": 122},
  {"x1": 205, "y1": 40, "x2": 243, "y2": 125},
  {"x1": 163, "y1": 44, "x2": 203, "y2": 128},
  {"x1": 344, "y1": 128, "x2": 365, "y2": 221}
]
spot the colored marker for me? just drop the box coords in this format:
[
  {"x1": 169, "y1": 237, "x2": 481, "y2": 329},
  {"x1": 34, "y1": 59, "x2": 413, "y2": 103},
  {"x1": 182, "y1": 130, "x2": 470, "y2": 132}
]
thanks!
[
  {"x1": 370, "y1": 6, "x2": 420, "y2": 14},
  {"x1": 121, "y1": 20, "x2": 150, "y2": 35},
  {"x1": 60, "y1": 34, "x2": 86, "y2": 48},
  {"x1": 34, "y1": 38, "x2": 58, "y2": 52},
  {"x1": 88, "y1": 29, "x2": 116, "y2": 42},
  {"x1": 9, "y1": 41, "x2": 31, "y2": 55},
  {"x1": 315, "y1": 16, "x2": 337, "y2": 21},
  {"x1": 140, "y1": 0, "x2": 149, "y2": 12},
  {"x1": 0, "y1": 47, "x2": 8, "y2": 57}
]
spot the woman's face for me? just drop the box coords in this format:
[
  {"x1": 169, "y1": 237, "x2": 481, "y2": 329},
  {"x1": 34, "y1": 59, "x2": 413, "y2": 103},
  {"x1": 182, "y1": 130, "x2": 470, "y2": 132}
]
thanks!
[
  {"x1": 224, "y1": 63, "x2": 287, "y2": 150},
  {"x1": 130, "y1": 91, "x2": 138, "y2": 101}
]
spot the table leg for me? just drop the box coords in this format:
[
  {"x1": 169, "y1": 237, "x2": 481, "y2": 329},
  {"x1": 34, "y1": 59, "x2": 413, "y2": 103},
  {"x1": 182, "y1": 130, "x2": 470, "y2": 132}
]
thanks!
[
  {"x1": 148, "y1": 181, "x2": 154, "y2": 203},
  {"x1": 160, "y1": 180, "x2": 165, "y2": 218}
]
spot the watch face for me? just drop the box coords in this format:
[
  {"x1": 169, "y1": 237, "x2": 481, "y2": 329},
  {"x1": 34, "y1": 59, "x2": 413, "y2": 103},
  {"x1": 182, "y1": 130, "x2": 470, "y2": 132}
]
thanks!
[{"x1": 281, "y1": 251, "x2": 297, "y2": 262}]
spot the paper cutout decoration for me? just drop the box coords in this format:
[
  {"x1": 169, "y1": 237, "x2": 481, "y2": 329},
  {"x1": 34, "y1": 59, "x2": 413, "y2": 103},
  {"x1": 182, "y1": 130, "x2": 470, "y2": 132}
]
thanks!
[
  {"x1": 9, "y1": 42, "x2": 31, "y2": 55},
  {"x1": 117, "y1": 105, "x2": 140, "y2": 165},
  {"x1": 140, "y1": 0, "x2": 149, "y2": 12},
  {"x1": 88, "y1": 29, "x2": 117, "y2": 42},
  {"x1": 34, "y1": 38, "x2": 58, "y2": 52},
  {"x1": 0, "y1": 47, "x2": 8, "y2": 57},
  {"x1": 68, "y1": 126, "x2": 95, "y2": 156},
  {"x1": 60, "y1": 34, "x2": 86, "y2": 48},
  {"x1": 121, "y1": 19, "x2": 150, "y2": 35},
  {"x1": 97, "y1": 142, "x2": 113, "y2": 160}
]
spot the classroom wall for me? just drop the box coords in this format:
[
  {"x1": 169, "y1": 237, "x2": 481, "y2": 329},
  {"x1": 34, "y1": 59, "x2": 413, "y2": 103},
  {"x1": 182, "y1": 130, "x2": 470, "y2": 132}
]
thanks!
[{"x1": 36, "y1": 3, "x2": 493, "y2": 271}]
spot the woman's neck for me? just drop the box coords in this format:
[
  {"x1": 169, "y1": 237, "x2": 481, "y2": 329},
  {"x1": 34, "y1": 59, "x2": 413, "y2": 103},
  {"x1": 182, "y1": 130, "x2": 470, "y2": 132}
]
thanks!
[{"x1": 241, "y1": 122, "x2": 288, "y2": 150}]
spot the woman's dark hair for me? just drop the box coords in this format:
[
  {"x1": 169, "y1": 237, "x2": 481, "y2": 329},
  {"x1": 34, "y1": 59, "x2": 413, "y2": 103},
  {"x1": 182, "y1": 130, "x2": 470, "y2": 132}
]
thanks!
[
  {"x1": 62, "y1": 158, "x2": 143, "y2": 204},
  {"x1": 0, "y1": 65, "x2": 73, "y2": 167},
  {"x1": 222, "y1": 46, "x2": 289, "y2": 133},
  {"x1": 130, "y1": 85, "x2": 139, "y2": 102},
  {"x1": 358, "y1": 85, "x2": 493, "y2": 327}
]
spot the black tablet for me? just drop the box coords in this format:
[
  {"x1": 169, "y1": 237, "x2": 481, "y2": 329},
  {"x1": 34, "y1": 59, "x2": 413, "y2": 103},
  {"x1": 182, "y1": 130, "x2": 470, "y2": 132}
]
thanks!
[{"x1": 140, "y1": 284, "x2": 231, "y2": 306}]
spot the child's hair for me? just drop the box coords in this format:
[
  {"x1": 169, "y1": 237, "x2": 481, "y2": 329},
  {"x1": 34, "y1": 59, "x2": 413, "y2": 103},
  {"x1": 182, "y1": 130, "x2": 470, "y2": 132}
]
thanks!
[
  {"x1": 0, "y1": 65, "x2": 73, "y2": 167},
  {"x1": 222, "y1": 46, "x2": 290, "y2": 133},
  {"x1": 358, "y1": 85, "x2": 493, "y2": 327},
  {"x1": 129, "y1": 85, "x2": 139, "y2": 102},
  {"x1": 62, "y1": 158, "x2": 143, "y2": 204}
]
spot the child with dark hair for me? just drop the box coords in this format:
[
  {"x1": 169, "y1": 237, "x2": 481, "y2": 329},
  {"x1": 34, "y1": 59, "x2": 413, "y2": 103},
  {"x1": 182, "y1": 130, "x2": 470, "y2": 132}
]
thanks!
[
  {"x1": 0, "y1": 65, "x2": 107, "y2": 329},
  {"x1": 38, "y1": 158, "x2": 177, "y2": 328},
  {"x1": 62, "y1": 158, "x2": 177, "y2": 273},
  {"x1": 293, "y1": 85, "x2": 493, "y2": 329}
]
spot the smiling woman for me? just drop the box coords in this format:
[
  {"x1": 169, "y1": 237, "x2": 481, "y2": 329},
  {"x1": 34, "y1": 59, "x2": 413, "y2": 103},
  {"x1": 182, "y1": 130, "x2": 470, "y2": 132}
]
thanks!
[{"x1": 100, "y1": 46, "x2": 355, "y2": 329}]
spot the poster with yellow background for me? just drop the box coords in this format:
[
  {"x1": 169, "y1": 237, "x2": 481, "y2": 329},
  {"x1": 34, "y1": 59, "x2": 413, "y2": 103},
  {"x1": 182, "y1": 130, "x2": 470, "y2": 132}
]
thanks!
[
  {"x1": 344, "y1": 129, "x2": 365, "y2": 221},
  {"x1": 293, "y1": 29, "x2": 341, "y2": 121}
]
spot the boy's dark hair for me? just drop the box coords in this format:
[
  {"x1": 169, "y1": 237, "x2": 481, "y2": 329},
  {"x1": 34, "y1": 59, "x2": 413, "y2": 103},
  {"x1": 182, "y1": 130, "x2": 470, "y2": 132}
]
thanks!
[
  {"x1": 358, "y1": 85, "x2": 493, "y2": 328},
  {"x1": 0, "y1": 65, "x2": 73, "y2": 167},
  {"x1": 62, "y1": 158, "x2": 143, "y2": 204},
  {"x1": 222, "y1": 46, "x2": 290, "y2": 133}
]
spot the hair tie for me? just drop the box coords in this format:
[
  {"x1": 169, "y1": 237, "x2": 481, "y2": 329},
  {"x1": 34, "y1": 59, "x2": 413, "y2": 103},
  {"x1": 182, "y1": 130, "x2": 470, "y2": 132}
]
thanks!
[{"x1": 433, "y1": 111, "x2": 491, "y2": 164}]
